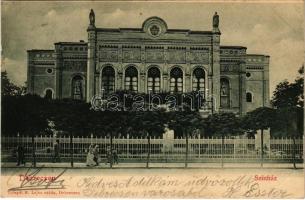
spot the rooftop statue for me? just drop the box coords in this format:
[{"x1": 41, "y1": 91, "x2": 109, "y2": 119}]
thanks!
[
  {"x1": 89, "y1": 9, "x2": 95, "y2": 26},
  {"x1": 213, "y1": 12, "x2": 219, "y2": 28}
]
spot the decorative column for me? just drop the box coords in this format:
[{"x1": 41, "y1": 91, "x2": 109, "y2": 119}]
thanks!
[
  {"x1": 26, "y1": 51, "x2": 34, "y2": 94},
  {"x1": 86, "y1": 9, "x2": 96, "y2": 102},
  {"x1": 140, "y1": 45, "x2": 146, "y2": 93},
  {"x1": 239, "y1": 59, "x2": 247, "y2": 115},
  {"x1": 117, "y1": 45, "x2": 123, "y2": 91},
  {"x1": 211, "y1": 12, "x2": 221, "y2": 112},
  {"x1": 263, "y1": 56, "x2": 270, "y2": 107},
  {"x1": 163, "y1": 47, "x2": 169, "y2": 92},
  {"x1": 185, "y1": 47, "x2": 191, "y2": 93},
  {"x1": 54, "y1": 44, "x2": 62, "y2": 99}
]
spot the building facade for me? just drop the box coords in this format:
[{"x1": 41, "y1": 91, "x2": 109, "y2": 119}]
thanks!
[{"x1": 27, "y1": 10, "x2": 270, "y2": 114}]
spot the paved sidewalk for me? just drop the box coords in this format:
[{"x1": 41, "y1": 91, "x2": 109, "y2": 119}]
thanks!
[{"x1": 1, "y1": 162, "x2": 304, "y2": 169}]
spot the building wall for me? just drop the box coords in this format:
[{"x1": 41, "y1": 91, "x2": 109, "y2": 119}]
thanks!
[
  {"x1": 54, "y1": 42, "x2": 88, "y2": 100},
  {"x1": 219, "y1": 46, "x2": 247, "y2": 115},
  {"x1": 27, "y1": 16, "x2": 270, "y2": 115},
  {"x1": 27, "y1": 50, "x2": 56, "y2": 98},
  {"x1": 245, "y1": 55, "x2": 270, "y2": 112}
]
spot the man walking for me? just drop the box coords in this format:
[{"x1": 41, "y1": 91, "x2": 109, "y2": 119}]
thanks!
[
  {"x1": 93, "y1": 145, "x2": 99, "y2": 166},
  {"x1": 53, "y1": 139, "x2": 61, "y2": 163},
  {"x1": 16, "y1": 145, "x2": 25, "y2": 166}
]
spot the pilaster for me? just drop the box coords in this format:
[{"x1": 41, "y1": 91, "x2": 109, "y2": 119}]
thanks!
[
  {"x1": 54, "y1": 44, "x2": 62, "y2": 99},
  {"x1": 26, "y1": 51, "x2": 33, "y2": 94},
  {"x1": 140, "y1": 45, "x2": 146, "y2": 93},
  {"x1": 239, "y1": 59, "x2": 247, "y2": 115},
  {"x1": 86, "y1": 28, "x2": 96, "y2": 102},
  {"x1": 185, "y1": 46, "x2": 191, "y2": 93},
  {"x1": 263, "y1": 56, "x2": 270, "y2": 107},
  {"x1": 211, "y1": 33, "x2": 221, "y2": 112}
]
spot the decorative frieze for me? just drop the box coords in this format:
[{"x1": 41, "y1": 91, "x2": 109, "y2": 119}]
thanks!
[
  {"x1": 220, "y1": 59, "x2": 241, "y2": 63},
  {"x1": 33, "y1": 53, "x2": 54, "y2": 60},
  {"x1": 33, "y1": 61, "x2": 55, "y2": 65},
  {"x1": 63, "y1": 61, "x2": 87, "y2": 71},
  {"x1": 122, "y1": 48, "x2": 141, "y2": 63},
  {"x1": 190, "y1": 50, "x2": 209, "y2": 64},
  {"x1": 168, "y1": 48, "x2": 186, "y2": 64},
  {"x1": 220, "y1": 65, "x2": 240, "y2": 72},
  {"x1": 246, "y1": 66, "x2": 264, "y2": 70},
  {"x1": 145, "y1": 51, "x2": 164, "y2": 63},
  {"x1": 99, "y1": 45, "x2": 118, "y2": 62}
]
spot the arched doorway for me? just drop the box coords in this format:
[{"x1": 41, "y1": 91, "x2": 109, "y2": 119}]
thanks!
[{"x1": 45, "y1": 89, "x2": 53, "y2": 99}]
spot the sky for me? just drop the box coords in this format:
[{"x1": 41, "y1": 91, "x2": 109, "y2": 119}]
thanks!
[{"x1": 1, "y1": 1, "x2": 304, "y2": 97}]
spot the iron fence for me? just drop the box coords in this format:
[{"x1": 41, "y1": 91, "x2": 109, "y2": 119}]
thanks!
[{"x1": 1, "y1": 135, "x2": 303, "y2": 163}]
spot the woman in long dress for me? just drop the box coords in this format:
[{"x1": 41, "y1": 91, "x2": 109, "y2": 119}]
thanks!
[{"x1": 86, "y1": 145, "x2": 95, "y2": 166}]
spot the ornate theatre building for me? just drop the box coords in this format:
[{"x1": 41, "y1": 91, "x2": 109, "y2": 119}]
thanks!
[{"x1": 27, "y1": 10, "x2": 270, "y2": 115}]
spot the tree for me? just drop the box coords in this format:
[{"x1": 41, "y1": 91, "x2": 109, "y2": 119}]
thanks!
[
  {"x1": 1, "y1": 71, "x2": 26, "y2": 96},
  {"x1": 2, "y1": 94, "x2": 49, "y2": 166},
  {"x1": 168, "y1": 111, "x2": 204, "y2": 167},
  {"x1": 133, "y1": 111, "x2": 167, "y2": 167},
  {"x1": 204, "y1": 112, "x2": 243, "y2": 167},
  {"x1": 272, "y1": 65, "x2": 304, "y2": 109},
  {"x1": 271, "y1": 65, "x2": 303, "y2": 169},
  {"x1": 49, "y1": 99, "x2": 92, "y2": 167},
  {"x1": 242, "y1": 107, "x2": 275, "y2": 167}
]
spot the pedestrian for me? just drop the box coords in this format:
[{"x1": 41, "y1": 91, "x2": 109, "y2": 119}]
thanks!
[
  {"x1": 52, "y1": 139, "x2": 61, "y2": 163},
  {"x1": 16, "y1": 145, "x2": 25, "y2": 166},
  {"x1": 113, "y1": 149, "x2": 118, "y2": 165},
  {"x1": 86, "y1": 145, "x2": 95, "y2": 166},
  {"x1": 93, "y1": 145, "x2": 99, "y2": 166},
  {"x1": 105, "y1": 146, "x2": 112, "y2": 165}
]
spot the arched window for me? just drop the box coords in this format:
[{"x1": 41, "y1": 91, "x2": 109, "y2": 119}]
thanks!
[
  {"x1": 220, "y1": 78, "x2": 230, "y2": 108},
  {"x1": 125, "y1": 66, "x2": 138, "y2": 92},
  {"x1": 45, "y1": 89, "x2": 53, "y2": 99},
  {"x1": 170, "y1": 67, "x2": 183, "y2": 93},
  {"x1": 72, "y1": 75, "x2": 84, "y2": 100},
  {"x1": 246, "y1": 92, "x2": 253, "y2": 102},
  {"x1": 101, "y1": 66, "x2": 115, "y2": 95},
  {"x1": 147, "y1": 67, "x2": 161, "y2": 93},
  {"x1": 192, "y1": 68, "x2": 205, "y2": 93}
]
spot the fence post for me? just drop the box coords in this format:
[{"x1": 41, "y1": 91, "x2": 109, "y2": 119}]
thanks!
[
  {"x1": 221, "y1": 135, "x2": 224, "y2": 168},
  {"x1": 260, "y1": 129, "x2": 264, "y2": 168},
  {"x1": 146, "y1": 135, "x2": 150, "y2": 168},
  {"x1": 32, "y1": 136, "x2": 36, "y2": 167},
  {"x1": 233, "y1": 137, "x2": 236, "y2": 160},
  {"x1": 185, "y1": 130, "x2": 188, "y2": 168},
  {"x1": 292, "y1": 135, "x2": 296, "y2": 169},
  {"x1": 127, "y1": 134, "x2": 129, "y2": 159},
  {"x1": 110, "y1": 133, "x2": 113, "y2": 169},
  {"x1": 70, "y1": 134, "x2": 74, "y2": 168},
  {"x1": 198, "y1": 134, "x2": 201, "y2": 159}
]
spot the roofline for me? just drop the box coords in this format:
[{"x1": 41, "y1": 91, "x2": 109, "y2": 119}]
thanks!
[
  {"x1": 247, "y1": 54, "x2": 270, "y2": 57},
  {"x1": 27, "y1": 49, "x2": 54, "y2": 52},
  {"x1": 54, "y1": 42, "x2": 87, "y2": 45},
  {"x1": 95, "y1": 27, "x2": 213, "y2": 35},
  {"x1": 220, "y1": 46, "x2": 247, "y2": 49}
]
